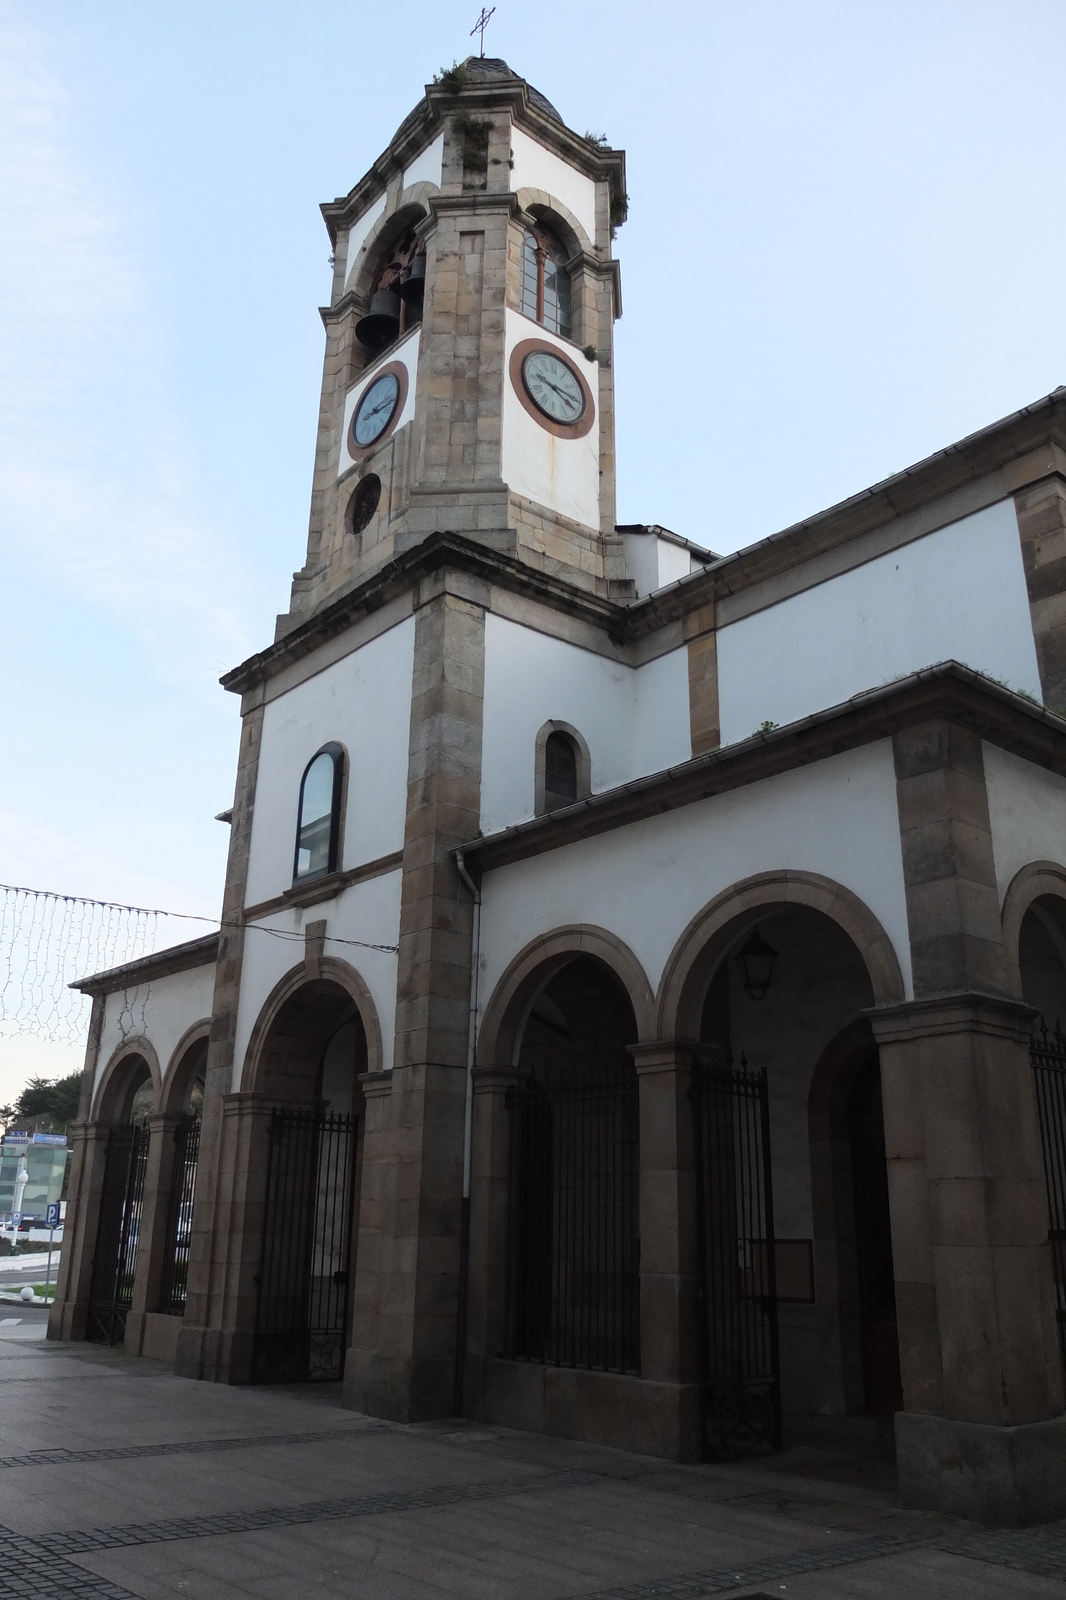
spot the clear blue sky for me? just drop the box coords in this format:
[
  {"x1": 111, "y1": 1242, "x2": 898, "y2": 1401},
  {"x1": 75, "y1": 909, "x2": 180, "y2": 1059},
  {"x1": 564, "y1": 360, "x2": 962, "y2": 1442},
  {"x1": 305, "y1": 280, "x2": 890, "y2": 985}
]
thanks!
[{"x1": 2, "y1": 0, "x2": 1065, "y2": 1099}]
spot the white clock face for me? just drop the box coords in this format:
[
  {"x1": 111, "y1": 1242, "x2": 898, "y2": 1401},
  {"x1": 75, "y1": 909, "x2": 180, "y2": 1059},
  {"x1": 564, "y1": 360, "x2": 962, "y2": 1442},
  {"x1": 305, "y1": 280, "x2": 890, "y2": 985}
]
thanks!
[
  {"x1": 353, "y1": 372, "x2": 400, "y2": 447},
  {"x1": 522, "y1": 350, "x2": 586, "y2": 424}
]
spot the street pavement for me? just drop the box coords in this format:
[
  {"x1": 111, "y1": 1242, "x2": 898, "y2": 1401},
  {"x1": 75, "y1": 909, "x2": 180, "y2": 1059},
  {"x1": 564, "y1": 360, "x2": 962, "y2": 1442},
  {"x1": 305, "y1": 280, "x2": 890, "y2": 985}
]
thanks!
[{"x1": 0, "y1": 1319, "x2": 1063, "y2": 1599}]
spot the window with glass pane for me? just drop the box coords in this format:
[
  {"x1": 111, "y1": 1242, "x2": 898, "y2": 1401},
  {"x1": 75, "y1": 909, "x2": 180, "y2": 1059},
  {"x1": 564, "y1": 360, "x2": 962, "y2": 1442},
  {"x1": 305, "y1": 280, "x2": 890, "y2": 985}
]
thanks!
[
  {"x1": 544, "y1": 731, "x2": 578, "y2": 808},
  {"x1": 520, "y1": 227, "x2": 571, "y2": 339},
  {"x1": 294, "y1": 746, "x2": 343, "y2": 881}
]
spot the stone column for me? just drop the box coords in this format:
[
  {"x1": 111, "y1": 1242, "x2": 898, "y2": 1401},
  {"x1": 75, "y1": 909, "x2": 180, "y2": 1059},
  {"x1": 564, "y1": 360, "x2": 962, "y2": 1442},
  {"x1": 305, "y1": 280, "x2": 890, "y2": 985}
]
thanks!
[
  {"x1": 463, "y1": 1064, "x2": 528, "y2": 1415},
  {"x1": 630, "y1": 1040, "x2": 703, "y2": 1461},
  {"x1": 176, "y1": 696, "x2": 264, "y2": 1382},
  {"x1": 48, "y1": 1119, "x2": 109, "y2": 1343},
  {"x1": 343, "y1": 1069, "x2": 394, "y2": 1410},
  {"x1": 123, "y1": 1112, "x2": 182, "y2": 1355},
  {"x1": 345, "y1": 572, "x2": 485, "y2": 1421},
  {"x1": 871, "y1": 718, "x2": 1066, "y2": 1523}
]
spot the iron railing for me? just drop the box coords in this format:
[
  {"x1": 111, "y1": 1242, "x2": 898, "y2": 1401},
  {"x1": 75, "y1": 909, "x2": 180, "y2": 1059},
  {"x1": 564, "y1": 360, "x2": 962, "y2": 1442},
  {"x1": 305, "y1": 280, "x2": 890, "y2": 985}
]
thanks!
[
  {"x1": 86, "y1": 1122, "x2": 149, "y2": 1346},
  {"x1": 252, "y1": 1106, "x2": 357, "y2": 1384},
  {"x1": 693, "y1": 1057, "x2": 781, "y2": 1458},
  {"x1": 159, "y1": 1114, "x2": 201, "y2": 1315},
  {"x1": 505, "y1": 1067, "x2": 639, "y2": 1374},
  {"x1": 1030, "y1": 1025, "x2": 1066, "y2": 1372}
]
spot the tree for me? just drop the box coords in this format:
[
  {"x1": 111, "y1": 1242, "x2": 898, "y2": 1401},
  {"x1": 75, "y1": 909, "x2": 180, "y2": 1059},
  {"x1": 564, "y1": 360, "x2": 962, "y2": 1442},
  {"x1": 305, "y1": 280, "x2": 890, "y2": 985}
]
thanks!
[{"x1": 9, "y1": 1072, "x2": 83, "y2": 1132}]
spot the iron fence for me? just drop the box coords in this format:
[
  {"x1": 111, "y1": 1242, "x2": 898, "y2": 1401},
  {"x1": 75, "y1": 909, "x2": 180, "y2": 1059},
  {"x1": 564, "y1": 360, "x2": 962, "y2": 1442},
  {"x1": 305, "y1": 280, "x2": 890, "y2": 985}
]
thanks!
[
  {"x1": 505, "y1": 1067, "x2": 639, "y2": 1374},
  {"x1": 1030, "y1": 1025, "x2": 1066, "y2": 1372},
  {"x1": 252, "y1": 1106, "x2": 357, "y2": 1384},
  {"x1": 159, "y1": 1114, "x2": 201, "y2": 1315},
  {"x1": 86, "y1": 1122, "x2": 149, "y2": 1346},
  {"x1": 692, "y1": 1056, "x2": 781, "y2": 1458}
]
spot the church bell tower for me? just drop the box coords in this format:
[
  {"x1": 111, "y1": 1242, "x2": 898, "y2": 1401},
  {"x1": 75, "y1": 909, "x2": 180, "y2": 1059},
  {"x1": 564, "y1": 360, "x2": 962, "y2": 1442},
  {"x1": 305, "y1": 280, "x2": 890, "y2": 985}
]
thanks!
[{"x1": 278, "y1": 56, "x2": 628, "y2": 635}]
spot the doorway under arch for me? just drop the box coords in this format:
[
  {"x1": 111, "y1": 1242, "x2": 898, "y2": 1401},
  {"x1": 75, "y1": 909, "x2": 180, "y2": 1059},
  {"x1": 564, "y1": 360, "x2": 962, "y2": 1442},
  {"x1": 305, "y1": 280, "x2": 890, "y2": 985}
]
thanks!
[
  {"x1": 249, "y1": 977, "x2": 370, "y2": 1383},
  {"x1": 505, "y1": 955, "x2": 641, "y2": 1375}
]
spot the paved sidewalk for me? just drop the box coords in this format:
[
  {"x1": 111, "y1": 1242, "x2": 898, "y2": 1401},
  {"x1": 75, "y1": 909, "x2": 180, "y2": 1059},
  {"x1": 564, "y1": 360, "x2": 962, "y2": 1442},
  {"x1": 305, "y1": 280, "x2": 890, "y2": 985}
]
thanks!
[{"x1": 0, "y1": 1322, "x2": 1063, "y2": 1600}]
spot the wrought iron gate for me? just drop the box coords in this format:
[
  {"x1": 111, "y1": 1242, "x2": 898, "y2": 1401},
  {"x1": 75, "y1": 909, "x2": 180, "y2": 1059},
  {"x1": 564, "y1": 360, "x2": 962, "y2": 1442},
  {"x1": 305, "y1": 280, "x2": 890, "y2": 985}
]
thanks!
[
  {"x1": 86, "y1": 1122, "x2": 149, "y2": 1346},
  {"x1": 1030, "y1": 1025, "x2": 1066, "y2": 1372},
  {"x1": 693, "y1": 1057, "x2": 781, "y2": 1458},
  {"x1": 505, "y1": 1068, "x2": 640, "y2": 1373},
  {"x1": 159, "y1": 1114, "x2": 201, "y2": 1315},
  {"x1": 252, "y1": 1106, "x2": 357, "y2": 1383}
]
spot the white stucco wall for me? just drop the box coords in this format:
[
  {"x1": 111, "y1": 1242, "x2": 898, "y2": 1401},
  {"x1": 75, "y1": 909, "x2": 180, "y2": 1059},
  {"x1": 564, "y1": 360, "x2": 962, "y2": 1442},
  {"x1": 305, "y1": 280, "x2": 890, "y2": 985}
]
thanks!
[
  {"x1": 502, "y1": 310, "x2": 600, "y2": 530},
  {"x1": 342, "y1": 191, "x2": 388, "y2": 290},
  {"x1": 231, "y1": 869, "x2": 402, "y2": 1088},
  {"x1": 245, "y1": 618, "x2": 414, "y2": 907},
  {"x1": 477, "y1": 740, "x2": 912, "y2": 1014},
  {"x1": 403, "y1": 132, "x2": 444, "y2": 192},
  {"x1": 509, "y1": 125, "x2": 597, "y2": 243},
  {"x1": 983, "y1": 741, "x2": 1066, "y2": 902},
  {"x1": 480, "y1": 614, "x2": 690, "y2": 833},
  {"x1": 623, "y1": 533, "x2": 693, "y2": 597},
  {"x1": 94, "y1": 960, "x2": 216, "y2": 1107},
  {"x1": 716, "y1": 500, "x2": 1041, "y2": 744},
  {"x1": 338, "y1": 329, "x2": 420, "y2": 478}
]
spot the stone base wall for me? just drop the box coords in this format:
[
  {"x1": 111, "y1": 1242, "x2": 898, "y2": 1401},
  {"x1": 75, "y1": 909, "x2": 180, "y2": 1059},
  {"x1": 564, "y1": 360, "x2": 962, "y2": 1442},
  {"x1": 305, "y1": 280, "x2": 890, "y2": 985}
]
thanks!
[{"x1": 468, "y1": 1357, "x2": 701, "y2": 1461}]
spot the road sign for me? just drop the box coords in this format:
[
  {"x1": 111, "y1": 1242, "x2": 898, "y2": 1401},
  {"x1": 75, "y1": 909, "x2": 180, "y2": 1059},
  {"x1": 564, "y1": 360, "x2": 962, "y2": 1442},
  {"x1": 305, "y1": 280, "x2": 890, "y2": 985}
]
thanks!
[
  {"x1": 10, "y1": 1213, "x2": 21, "y2": 1225},
  {"x1": 46, "y1": 1202, "x2": 60, "y2": 1228}
]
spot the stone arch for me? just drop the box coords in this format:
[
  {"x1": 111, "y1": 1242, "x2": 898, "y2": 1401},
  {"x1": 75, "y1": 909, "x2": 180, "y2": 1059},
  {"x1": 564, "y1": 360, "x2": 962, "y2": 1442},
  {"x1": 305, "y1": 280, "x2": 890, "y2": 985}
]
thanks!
[
  {"x1": 350, "y1": 188, "x2": 436, "y2": 304},
  {"x1": 1001, "y1": 860, "x2": 1066, "y2": 1000},
  {"x1": 476, "y1": 925, "x2": 655, "y2": 1069},
  {"x1": 162, "y1": 1019, "x2": 212, "y2": 1115},
  {"x1": 92, "y1": 1037, "x2": 162, "y2": 1123},
  {"x1": 657, "y1": 870, "x2": 905, "y2": 1040},
  {"x1": 513, "y1": 188, "x2": 594, "y2": 261},
  {"x1": 240, "y1": 956, "x2": 384, "y2": 1095}
]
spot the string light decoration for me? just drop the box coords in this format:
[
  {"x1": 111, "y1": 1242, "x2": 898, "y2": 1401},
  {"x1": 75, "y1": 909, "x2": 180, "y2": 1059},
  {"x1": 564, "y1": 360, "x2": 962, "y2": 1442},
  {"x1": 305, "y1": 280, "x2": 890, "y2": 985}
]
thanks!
[{"x1": 0, "y1": 883, "x2": 400, "y2": 1048}]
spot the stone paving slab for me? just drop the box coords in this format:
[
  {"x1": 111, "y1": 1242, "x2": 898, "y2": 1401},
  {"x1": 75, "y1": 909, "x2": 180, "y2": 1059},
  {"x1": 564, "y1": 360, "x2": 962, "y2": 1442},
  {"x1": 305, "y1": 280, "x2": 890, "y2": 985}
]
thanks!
[{"x1": 1, "y1": 1328, "x2": 1064, "y2": 1600}]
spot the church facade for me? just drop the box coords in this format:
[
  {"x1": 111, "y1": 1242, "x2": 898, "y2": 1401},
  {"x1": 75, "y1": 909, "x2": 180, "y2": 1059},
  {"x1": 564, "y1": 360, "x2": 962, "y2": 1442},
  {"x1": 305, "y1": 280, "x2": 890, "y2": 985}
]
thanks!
[{"x1": 52, "y1": 58, "x2": 1066, "y2": 1526}]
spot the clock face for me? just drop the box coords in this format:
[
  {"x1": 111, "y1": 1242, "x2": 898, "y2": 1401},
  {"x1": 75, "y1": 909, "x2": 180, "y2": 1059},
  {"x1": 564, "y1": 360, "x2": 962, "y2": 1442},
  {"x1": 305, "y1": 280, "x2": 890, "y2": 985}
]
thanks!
[
  {"x1": 522, "y1": 350, "x2": 586, "y2": 425},
  {"x1": 352, "y1": 371, "x2": 400, "y2": 448}
]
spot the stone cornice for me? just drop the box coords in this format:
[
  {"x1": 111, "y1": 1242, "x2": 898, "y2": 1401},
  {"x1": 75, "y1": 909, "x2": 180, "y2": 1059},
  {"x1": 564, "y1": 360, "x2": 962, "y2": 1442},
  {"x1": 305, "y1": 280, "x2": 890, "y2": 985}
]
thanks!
[
  {"x1": 319, "y1": 74, "x2": 626, "y2": 247},
  {"x1": 221, "y1": 533, "x2": 621, "y2": 695},
  {"x1": 70, "y1": 933, "x2": 218, "y2": 996},
  {"x1": 459, "y1": 663, "x2": 1066, "y2": 876},
  {"x1": 626, "y1": 390, "x2": 1066, "y2": 638}
]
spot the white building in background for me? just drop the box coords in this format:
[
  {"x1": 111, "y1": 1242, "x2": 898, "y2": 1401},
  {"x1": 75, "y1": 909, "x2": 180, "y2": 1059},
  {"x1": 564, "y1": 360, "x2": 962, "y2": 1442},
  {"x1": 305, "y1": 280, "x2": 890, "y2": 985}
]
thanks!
[{"x1": 55, "y1": 57, "x2": 1066, "y2": 1527}]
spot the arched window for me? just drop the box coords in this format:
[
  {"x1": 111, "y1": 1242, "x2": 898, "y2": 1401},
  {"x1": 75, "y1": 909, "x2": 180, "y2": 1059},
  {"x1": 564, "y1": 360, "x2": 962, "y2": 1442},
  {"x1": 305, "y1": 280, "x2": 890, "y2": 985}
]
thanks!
[
  {"x1": 294, "y1": 744, "x2": 345, "y2": 882},
  {"x1": 544, "y1": 731, "x2": 578, "y2": 809},
  {"x1": 521, "y1": 225, "x2": 571, "y2": 339}
]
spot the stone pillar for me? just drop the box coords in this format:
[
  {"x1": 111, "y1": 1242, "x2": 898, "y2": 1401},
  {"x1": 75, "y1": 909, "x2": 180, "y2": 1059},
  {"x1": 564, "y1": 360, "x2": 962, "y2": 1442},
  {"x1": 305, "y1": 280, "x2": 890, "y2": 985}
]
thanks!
[
  {"x1": 463, "y1": 1064, "x2": 528, "y2": 1415},
  {"x1": 630, "y1": 1041, "x2": 703, "y2": 1460},
  {"x1": 123, "y1": 1112, "x2": 182, "y2": 1355},
  {"x1": 345, "y1": 574, "x2": 485, "y2": 1421},
  {"x1": 343, "y1": 1069, "x2": 394, "y2": 1411},
  {"x1": 48, "y1": 1119, "x2": 109, "y2": 1343},
  {"x1": 871, "y1": 718, "x2": 1066, "y2": 1523},
  {"x1": 175, "y1": 697, "x2": 264, "y2": 1382}
]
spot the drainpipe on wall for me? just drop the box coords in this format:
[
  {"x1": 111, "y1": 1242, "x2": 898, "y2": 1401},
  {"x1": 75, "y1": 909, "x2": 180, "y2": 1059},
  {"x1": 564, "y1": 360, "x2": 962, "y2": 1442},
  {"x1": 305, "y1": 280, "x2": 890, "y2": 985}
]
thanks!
[{"x1": 452, "y1": 846, "x2": 481, "y2": 1416}]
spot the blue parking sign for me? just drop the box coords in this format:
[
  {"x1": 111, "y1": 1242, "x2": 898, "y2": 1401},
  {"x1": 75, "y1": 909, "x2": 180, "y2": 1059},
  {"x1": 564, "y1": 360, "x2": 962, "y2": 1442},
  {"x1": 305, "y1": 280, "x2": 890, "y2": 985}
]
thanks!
[{"x1": 46, "y1": 1202, "x2": 60, "y2": 1228}]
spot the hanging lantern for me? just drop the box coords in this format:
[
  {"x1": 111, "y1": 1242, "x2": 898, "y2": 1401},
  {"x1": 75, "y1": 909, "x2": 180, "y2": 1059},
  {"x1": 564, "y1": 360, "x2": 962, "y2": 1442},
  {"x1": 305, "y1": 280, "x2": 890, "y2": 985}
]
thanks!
[{"x1": 735, "y1": 926, "x2": 778, "y2": 1001}]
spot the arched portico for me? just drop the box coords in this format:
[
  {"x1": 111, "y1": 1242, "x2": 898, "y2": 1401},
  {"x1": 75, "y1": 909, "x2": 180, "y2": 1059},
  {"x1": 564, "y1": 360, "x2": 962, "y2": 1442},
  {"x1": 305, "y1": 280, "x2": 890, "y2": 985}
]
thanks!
[
  {"x1": 92, "y1": 1038, "x2": 163, "y2": 1123},
  {"x1": 656, "y1": 870, "x2": 905, "y2": 1041},
  {"x1": 476, "y1": 924, "x2": 655, "y2": 1071}
]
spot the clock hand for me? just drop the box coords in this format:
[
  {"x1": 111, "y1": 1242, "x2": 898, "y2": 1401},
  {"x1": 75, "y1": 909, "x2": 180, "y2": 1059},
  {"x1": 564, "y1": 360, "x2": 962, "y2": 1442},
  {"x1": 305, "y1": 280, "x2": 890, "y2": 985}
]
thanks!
[{"x1": 541, "y1": 379, "x2": 578, "y2": 409}]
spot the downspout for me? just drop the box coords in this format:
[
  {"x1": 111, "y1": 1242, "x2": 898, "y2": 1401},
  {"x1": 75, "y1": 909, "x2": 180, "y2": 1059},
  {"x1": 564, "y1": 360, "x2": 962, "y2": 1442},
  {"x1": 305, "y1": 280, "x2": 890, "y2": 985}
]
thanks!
[{"x1": 452, "y1": 845, "x2": 481, "y2": 1415}]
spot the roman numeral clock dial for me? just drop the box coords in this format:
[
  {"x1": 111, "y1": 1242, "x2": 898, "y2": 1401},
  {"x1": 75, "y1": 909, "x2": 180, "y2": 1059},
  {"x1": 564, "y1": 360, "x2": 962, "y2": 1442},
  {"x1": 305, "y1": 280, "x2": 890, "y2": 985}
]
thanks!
[
  {"x1": 509, "y1": 338, "x2": 596, "y2": 440},
  {"x1": 523, "y1": 351, "x2": 585, "y2": 422}
]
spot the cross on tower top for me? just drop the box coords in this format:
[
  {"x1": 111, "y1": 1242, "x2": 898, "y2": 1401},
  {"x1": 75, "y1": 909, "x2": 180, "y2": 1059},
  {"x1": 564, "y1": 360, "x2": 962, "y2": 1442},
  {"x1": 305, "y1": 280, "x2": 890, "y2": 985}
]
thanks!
[{"x1": 470, "y1": 6, "x2": 495, "y2": 57}]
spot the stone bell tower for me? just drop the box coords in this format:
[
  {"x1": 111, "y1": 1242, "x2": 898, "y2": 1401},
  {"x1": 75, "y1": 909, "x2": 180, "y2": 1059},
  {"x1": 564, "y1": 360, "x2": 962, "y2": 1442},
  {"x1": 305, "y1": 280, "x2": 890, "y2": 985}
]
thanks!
[{"x1": 277, "y1": 56, "x2": 629, "y2": 637}]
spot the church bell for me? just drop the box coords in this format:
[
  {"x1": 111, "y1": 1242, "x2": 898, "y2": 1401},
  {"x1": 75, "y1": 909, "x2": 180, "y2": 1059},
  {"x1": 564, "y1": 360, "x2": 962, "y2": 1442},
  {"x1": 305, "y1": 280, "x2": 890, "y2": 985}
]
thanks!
[
  {"x1": 397, "y1": 254, "x2": 426, "y2": 307},
  {"x1": 355, "y1": 289, "x2": 401, "y2": 354}
]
